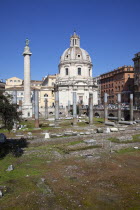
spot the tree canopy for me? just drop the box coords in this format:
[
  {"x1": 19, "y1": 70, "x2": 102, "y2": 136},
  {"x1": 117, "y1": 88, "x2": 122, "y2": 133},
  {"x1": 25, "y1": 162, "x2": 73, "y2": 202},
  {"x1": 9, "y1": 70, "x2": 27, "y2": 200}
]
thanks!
[{"x1": 0, "y1": 92, "x2": 21, "y2": 131}]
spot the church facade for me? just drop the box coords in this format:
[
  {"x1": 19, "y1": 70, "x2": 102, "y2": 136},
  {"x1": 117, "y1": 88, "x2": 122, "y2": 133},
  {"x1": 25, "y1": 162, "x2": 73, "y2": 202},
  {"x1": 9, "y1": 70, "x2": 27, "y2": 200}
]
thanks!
[{"x1": 55, "y1": 32, "x2": 98, "y2": 108}]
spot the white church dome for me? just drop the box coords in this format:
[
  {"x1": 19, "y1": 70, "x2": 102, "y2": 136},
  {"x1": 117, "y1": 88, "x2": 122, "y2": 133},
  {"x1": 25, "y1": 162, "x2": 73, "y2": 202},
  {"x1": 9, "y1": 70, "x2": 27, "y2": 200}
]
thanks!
[{"x1": 59, "y1": 32, "x2": 92, "y2": 65}]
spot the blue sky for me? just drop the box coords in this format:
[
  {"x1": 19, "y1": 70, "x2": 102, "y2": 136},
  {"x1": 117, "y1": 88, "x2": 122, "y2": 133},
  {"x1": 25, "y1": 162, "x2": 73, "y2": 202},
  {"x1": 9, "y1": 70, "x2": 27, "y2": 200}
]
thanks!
[{"x1": 0, "y1": 0, "x2": 140, "y2": 81}]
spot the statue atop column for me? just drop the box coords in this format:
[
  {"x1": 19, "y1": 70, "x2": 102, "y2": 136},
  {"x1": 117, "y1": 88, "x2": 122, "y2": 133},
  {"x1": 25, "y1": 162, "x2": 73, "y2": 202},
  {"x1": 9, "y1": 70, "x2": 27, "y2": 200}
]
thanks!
[{"x1": 25, "y1": 38, "x2": 30, "y2": 46}]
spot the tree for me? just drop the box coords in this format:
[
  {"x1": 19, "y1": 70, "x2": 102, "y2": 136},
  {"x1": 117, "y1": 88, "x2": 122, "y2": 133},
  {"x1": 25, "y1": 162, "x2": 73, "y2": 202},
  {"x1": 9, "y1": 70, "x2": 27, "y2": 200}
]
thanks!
[{"x1": 0, "y1": 93, "x2": 21, "y2": 132}]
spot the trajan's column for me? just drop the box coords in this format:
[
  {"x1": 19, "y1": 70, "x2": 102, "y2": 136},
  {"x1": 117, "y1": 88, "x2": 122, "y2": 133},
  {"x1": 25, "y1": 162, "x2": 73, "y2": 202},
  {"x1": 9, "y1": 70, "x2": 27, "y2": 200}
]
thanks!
[{"x1": 22, "y1": 39, "x2": 32, "y2": 118}]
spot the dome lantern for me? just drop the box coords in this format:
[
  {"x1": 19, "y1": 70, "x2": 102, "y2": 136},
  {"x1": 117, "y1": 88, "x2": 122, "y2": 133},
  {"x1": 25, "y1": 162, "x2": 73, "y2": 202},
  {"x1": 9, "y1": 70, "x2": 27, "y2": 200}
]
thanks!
[{"x1": 70, "y1": 31, "x2": 80, "y2": 47}]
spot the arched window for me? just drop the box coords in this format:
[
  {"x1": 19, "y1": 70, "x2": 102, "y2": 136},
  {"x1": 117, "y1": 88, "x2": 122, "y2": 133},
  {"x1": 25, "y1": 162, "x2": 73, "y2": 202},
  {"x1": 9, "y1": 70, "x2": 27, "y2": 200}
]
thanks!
[
  {"x1": 78, "y1": 68, "x2": 81, "y2": 75},
  {"x1": 65, "y1": 68, "x2": 68, "y2": 75}
]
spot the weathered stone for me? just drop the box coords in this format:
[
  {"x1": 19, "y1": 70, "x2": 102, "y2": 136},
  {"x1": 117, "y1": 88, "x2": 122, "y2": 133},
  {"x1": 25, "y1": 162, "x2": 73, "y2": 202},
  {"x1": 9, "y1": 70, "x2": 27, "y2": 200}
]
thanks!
[
  {"x1": 97, "y1": 128, "x2": 103, "y2": 133},
  {"x1": 45, "y1": 133, "x2": 50, "y2": 139},
  {"x1": 72, "y1": 132, "x2": 77, "y2": 136},
  {"x1": 85, "y1": 132, "x2": 91, "y2": 135},
  {"x1": 0, "y1": 190, "x2": 3, "y2": 197},
  {"x1": 118, "y1": 128, "x2": 125, "y2": 131},
  {"x1": 104, "y1": 128, "x2": 110, "y2": 133},
  {"x1": 105, "y1": 122, "x2": 115, "y2": 126},
  {"x1": 41, "y1": 178, "x2": 45, "y2": 182},
  {"x1": 27, "y1": 132, "x2": 32, "y2": 136},
  {"x1": 50, "y1": 134, "x2": 57, "y2": 138},
  {"x1": 64, "y1": 132, "x2": 73, "y2": 136},
  {"x1": 118, "y1": 135, "x2": 133, "y2": 141},
  {"x1": 65, "y1": 117, "x2": 73, "y2": 120},
  {"x1": 6, "y1": 165, "x2": 14, "y2": 171},
  {"x1": 135, "y1": 127, "x2": 140, "y2": 130},
  {"x1": 56, "y1": 134, "x2": 63, "y2": 137},
  {"x1": 118, "y1": 121, "x2": 133, "y2": 125},
  {"x1": 0, "y1": 133, "x2": 6, "y2": 143},
  {"x1": 110, "y1": 128, "x2": 118, "y2": 132},
  {"x1": 84, "y1": 139, "x2": 96, "y2": 145},
  {"x1": 49, "y1": 124, "x2": 55, "y2": 127}
]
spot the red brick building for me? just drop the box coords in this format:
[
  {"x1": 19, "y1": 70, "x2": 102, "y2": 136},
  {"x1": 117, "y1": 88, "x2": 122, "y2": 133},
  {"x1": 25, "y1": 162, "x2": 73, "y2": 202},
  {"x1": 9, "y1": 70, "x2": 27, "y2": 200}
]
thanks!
[{"x1": 100, "y1": 66, "x2": 134, "y2": 104}]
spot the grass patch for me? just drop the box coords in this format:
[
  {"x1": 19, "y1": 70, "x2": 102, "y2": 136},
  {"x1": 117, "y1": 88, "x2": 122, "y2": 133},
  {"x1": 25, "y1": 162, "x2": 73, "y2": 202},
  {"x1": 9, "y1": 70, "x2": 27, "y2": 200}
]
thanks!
[
  {"x1": 108, "y1": 137, "x2": 121, "y2": 143},
  {"x1": 132, "y1": 134, "x2": 140, "y2": 142},
  {"x1": 20, "y1": 120, "x2": 35, "y2": 129},
  {"x1": 94, "y1": 117, "x2": 104, "y2": 123},
  {"x1": 0, "y1": 128, "x2": 9, "y2": 133},
  {"x1": 55, "y1": 144, "x2": 102, "y2": 154},
  {"x1": 108, "y1": 134, "x2": 140, "y2": 144},
  {"x1": 116, "y1": 148, "x2": 140, "y2": 154}
]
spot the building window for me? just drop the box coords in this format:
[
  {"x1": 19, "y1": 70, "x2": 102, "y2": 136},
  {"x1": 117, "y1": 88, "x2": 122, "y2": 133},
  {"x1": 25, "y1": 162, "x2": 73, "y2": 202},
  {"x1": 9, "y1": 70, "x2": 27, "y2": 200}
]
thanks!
[
  {"x1": 65, "y1": 68, "x2": 68, "y2": 75},
  {"x1": 128, "y1": 74, "x2": 130, "y2": 78},
  {"x1": 14, "y1": 80, "x2": 16, "y2": 82},
  {"x1": 10, "y1": 80, "x2": 12, "y2": 82},
  {"x1": 78, "y1": 68, "x2": 81, "y2": 75}
]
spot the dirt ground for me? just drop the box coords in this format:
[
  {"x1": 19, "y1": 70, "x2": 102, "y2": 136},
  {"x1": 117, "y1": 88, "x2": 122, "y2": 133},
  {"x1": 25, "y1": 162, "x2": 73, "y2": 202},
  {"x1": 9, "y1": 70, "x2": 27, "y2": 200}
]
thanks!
[{"x1": 0, "y1": 124, "x2": 140, "y2": 210}]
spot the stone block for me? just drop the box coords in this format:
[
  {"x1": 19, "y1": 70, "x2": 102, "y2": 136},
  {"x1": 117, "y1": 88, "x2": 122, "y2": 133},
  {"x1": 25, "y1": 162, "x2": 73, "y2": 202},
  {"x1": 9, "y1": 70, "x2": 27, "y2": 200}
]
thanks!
[
  {"x1": 45, "y1": 133, "x2": 50, "y2": 139},
  {"x1": 110, "y1": 128, "x2": 118, "y2": 132},
  {"x1": 97, "y1": 128, "x2": 103, "y2": 133},
  {"x1": 6, "y1": 165, "x2": 14, "y2": 171},
  {"x1": 104, "y1": 127, "x2": 110, "y2": 133},
  {"x1": 84, "y1": 139, "x2": 96, "y2": 145}
]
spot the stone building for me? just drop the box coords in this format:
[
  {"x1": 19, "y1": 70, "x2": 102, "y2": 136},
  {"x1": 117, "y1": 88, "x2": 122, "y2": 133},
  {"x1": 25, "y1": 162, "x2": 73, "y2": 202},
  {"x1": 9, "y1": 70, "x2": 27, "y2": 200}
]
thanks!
[
  {"x1": 5, "y1": 75, "x2": 56, "y2": 117},
  {"x1": 132, "y1": 52, "x2": 140, "y2": 106},
  {"x1": 55, "y1": 32, "x2": 98, "y2": 108},
  {"x1": 41, "y1": 74, "x2": 56, "y2": 108},
  {"x1": 5, "y1": 77, "x2": 23, "y2": 88},
  {"x1": 100, "y1": 66, "x2": 134, "y2": 104}
]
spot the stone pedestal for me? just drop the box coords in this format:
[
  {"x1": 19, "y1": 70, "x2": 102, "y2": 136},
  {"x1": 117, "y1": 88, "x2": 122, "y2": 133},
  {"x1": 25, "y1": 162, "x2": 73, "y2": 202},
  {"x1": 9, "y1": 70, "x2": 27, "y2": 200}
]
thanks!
[{"x1": 22, "y1": 104, "x2": 32, "y2": 118}]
